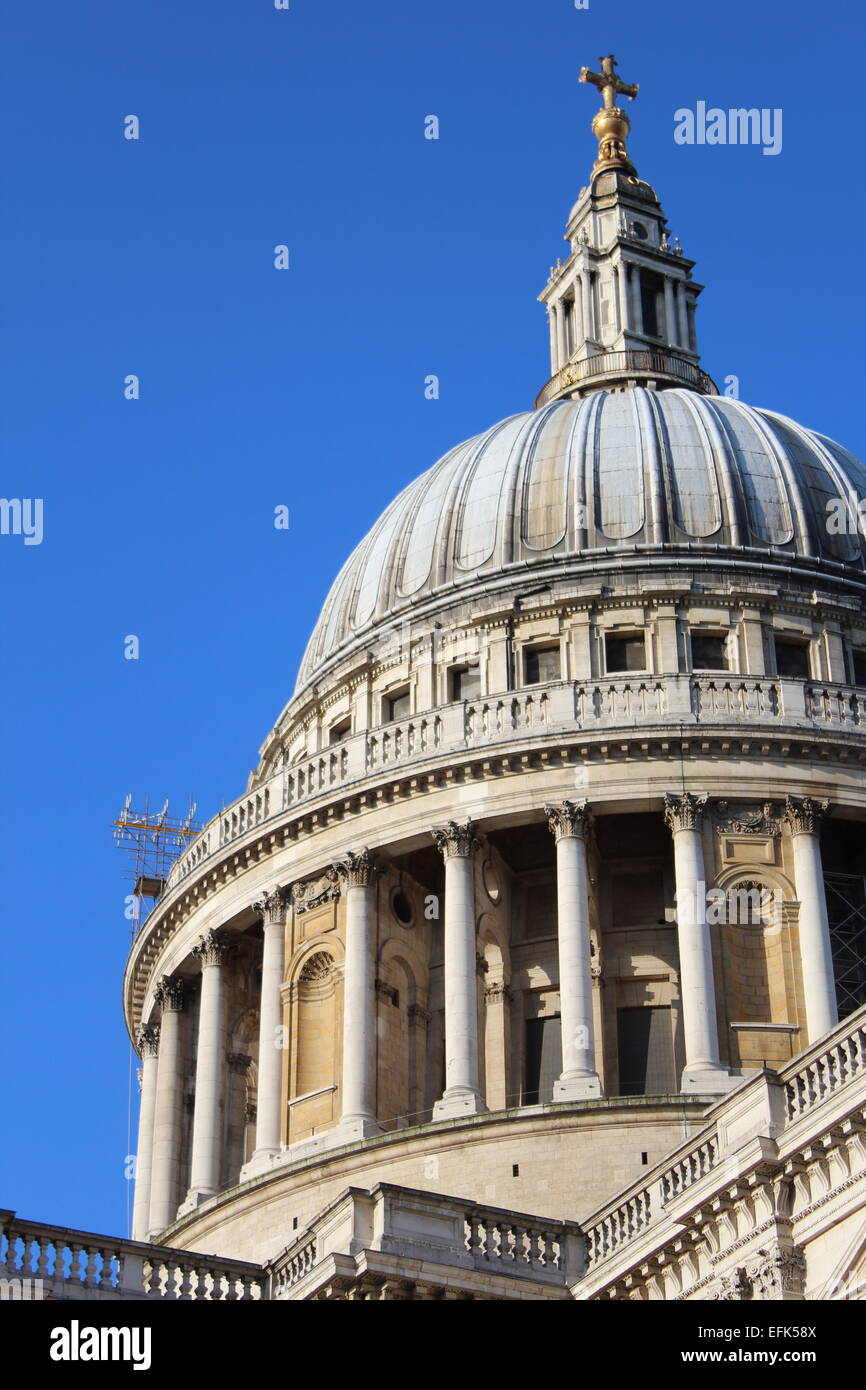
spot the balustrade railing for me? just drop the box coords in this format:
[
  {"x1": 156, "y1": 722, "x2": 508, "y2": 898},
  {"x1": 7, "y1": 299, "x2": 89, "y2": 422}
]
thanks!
[
  {"x1": 163, "y1": 675, "x2": 866, "y2": 893},
  {"x1": 0, "y1": 1215, "x2": 264, "y2": 1301},
  {"x1": 783, "y1": 1014, "x2": 866, "y2": 1121}
]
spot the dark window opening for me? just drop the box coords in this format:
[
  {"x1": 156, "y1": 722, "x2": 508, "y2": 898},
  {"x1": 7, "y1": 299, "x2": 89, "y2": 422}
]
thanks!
[
  {"x1": 524, "y1": 1015, "x2": 562, "y2": 1105},
  {"x1": 512, "y1": 1164, "x2": 520, "y2": 1177},
  {"x1": 639, "y1": 270, "x2": 663, "y2": 338},
  {"x1": 605, "y1": 633, "x2": 646, "y2": 674},
  {"x1": 385, "y1": 687, "x2": 411, "y2": 722},
  {"x1": 825, "y1": 873, "x2": 866, "y2": 1019},
  {"x1": 524, "y1": 646, "x2": 561, "y2": 685},
  {"x1": 392, "y1": 891, "x2": 413, "y2": 926},
  {"x1": 851, "y1": 649, "x2": 866, "y2": 687},
  {"x1": 691, "y1": 633, "x2": 728, "y2": 671},
  {"x1": 774, "y1": 638, "x2": 810, "y2": 679},
  {"x1": 617, "y1": 1006, "x2": 676, "y2": 1097},
  {"x1": 329, "y1": 717, "x2": 351, "y2": 745},
  {"x1": 451, "y1": 665, "x2": 481, "y2": 701}
]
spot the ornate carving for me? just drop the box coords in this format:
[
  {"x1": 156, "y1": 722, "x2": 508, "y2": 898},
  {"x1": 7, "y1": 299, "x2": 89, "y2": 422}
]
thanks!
[
  {"x1": 430, "y1": 819, "x2": 478, "y2": 860},
  {"x1": 484, "y1": 981, "x2": 513, "y2": 1005},
  {"x1": 544, "y1": 799, "x2": 590, "y2": 842},
  {"x1": 783, "y1": 796, "x2": 830, "y2": 836},
  {"x1": 290, "y1": 867, "x2": 341, "y2": 915},
  {"x1": 476, "y1": 952, "x2": 490, "y2": 978},
  {"x1": 714, "y1": 800, "x2": 781, "y2": 836},
  {"x1": 298, "y1": 951, "x2": 334, "y2": 983},
  {"x1": 254, "y1": 886, "x2": 289, "y2": 926},
  {"x1": 407, "y1": 1003, "x2": 431, "y2": 1027},
  {"x1": 154, "y1": 975, "x2": 186, "y2": 1013},
  {"x1": 227, "y1": 1052, "x2": 252, "y2": 1073},
  {"x1": 334, "y1": 849, "x2": 376, "y2": 890},
  {"x1": 663, "y1": 792, "x2": 707, "y2": 834},
  {"x1": 744, "y1": 1245, "x2": 806, "y2": 1300},
  {"x1": 712, "y1": 1267, "x2": 750, "y2": 1301},
  {"x1": 137, "y1": 1023, "x2": 160, "y2": 1059},
  {"x1": 192, "y1": 929, "x2": 232, "y2": 968}
]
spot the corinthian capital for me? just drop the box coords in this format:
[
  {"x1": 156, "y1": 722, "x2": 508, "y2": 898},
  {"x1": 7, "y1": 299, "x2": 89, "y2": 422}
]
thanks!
[
  {"x1": 254, "y1": 885, "x2": 289, "y2": 925},
  {"x1": 783, "y1": 796, "x2": 830, "y2": 835},
  {"x1": 544, "y1": 800, "x2": 590, "y2": 842},
  {"x1": 137, "y1": 1023, "x2": 160, "y2": 1059},
  {"x1": 192, "y1": 929, "x2": 232, "y2": 968},
  {"x1": 154, "y1": 975, "x2": 186, "y2": 1013},
  {"x1": 664, "y1": 792, "x2": 707, "y2": 834},
  {"x1": 334, "y1": 849, "x2": 376, "y2": 889},
  {"x1": 430, "y1": 819, "x2": 478, "y2": 860}
]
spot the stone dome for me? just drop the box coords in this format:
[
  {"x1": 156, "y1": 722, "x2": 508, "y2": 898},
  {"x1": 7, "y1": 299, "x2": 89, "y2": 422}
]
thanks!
[{"x1": 297, "y1": 389, "x2": 866, "y2": 692}]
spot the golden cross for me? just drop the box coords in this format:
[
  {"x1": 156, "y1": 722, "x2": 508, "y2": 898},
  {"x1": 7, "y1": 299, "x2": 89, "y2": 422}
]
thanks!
[{"x1": 579, "y1": 54, "x2": 638, "y2": 110}]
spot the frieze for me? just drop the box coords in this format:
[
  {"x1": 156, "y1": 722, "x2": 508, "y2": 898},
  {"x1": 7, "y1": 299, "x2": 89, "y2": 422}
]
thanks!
[{"x1": 713, "y1": 800, "x2": 782, "y2": 837}]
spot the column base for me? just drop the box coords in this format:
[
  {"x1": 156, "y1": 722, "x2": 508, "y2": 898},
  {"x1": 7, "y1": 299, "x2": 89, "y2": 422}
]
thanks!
[
  {"x1": 680, "y1": 1064, "x2": 741, "y2": 1095},
  {"x1": 552, "y1": 1073, "x2": 602, "y2": 1102},
  {"x1": 238, "y1": 1149, "x2": 280, "y2": 1184},
  {"x1": 176, "y1": 1187, "x2": 218, "y2": 1217},
  {"x1": 432, "y1": 1090, "x2": 488, "y2": 1120},
  {"x1": 285, "y1": 1118, "x2": 382, "y2": 1163}
]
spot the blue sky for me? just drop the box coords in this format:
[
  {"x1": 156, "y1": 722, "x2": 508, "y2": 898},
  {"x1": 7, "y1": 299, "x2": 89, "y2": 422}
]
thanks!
[{"x1": 1, "y1": 0, "x2": 864, "y2": 1238}]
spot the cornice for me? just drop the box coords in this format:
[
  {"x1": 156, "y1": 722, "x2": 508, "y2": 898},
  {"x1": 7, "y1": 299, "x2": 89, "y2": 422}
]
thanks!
[{"x1": 124, "y1": 716, "x2": 866, "y2": 1038}]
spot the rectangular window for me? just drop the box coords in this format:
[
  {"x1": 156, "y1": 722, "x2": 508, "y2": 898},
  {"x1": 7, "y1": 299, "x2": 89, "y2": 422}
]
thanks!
[
  {"x1": 524, "y1": 645, "x2": 561, "y2": 684},
  {"x1": 385, "y1": 688, "x2": 411, "y2": 722},
  {"x1": 451, "y1": 665, "x2": 481, "y2": 701},
  {"x1": 524, "y1": 1016, "x2": 562, "y2": 1105},
  {"x1": 639, "y1": 270, "x2": 662, "y2": 338},
  {"x1": 852, "y1": 649, "x2": 866, "y2": 687},
  {"x1": 605, "y1": 633, "x2": 646, "y2": 674},
  {"x1": 691, "y1": 633, "x2": 728, "y2": 671},
  {"x1": 328, "y1": 717, "x2": 351, "y2": 745},
  {"x1": 774, "y1": 637, "x2": 810, "y2": 679},
  {"x1": 617, "y1": 1006, "x2": 676, "y2": 1097}
]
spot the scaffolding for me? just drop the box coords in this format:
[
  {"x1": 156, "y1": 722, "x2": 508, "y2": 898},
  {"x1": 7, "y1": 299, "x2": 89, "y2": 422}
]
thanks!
[{"x1": 114, "y1": 796, "x2": 202, "y2": 935}]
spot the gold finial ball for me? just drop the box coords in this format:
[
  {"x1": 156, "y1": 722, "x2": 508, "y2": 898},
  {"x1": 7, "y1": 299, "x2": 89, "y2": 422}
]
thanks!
[{"x1": 591, "y1": 106, "x2": 631, "y2": 146}]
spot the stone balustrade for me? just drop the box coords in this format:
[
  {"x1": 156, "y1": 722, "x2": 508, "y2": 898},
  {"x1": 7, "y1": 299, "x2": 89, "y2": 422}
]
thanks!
[
  {"x1": 0, "y1": 1212, "x2": 264, "y2": 1301},
  {"x1": 269, "y1": 1183, "x2": 584, "y2": 1299},
  {"x1": 580, "y1": 1001, "x2": 866, "y2": 1284},
  {"x1": 163, "y1": 675, "x2": 866, "y2": 892}
]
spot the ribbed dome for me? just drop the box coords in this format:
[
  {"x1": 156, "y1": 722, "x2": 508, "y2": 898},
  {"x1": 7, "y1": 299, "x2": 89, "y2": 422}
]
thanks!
[{"x1": 297, "y1": 389, "x2": 866, "y2": 691}]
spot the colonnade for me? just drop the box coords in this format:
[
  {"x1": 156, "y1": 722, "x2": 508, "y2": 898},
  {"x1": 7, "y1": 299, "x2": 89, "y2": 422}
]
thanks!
[
  {"x1": 548, "y1": 263, "x2": 693, "y2": 374},
  {"x1": 131, "y1": 795, "x2": 838, "y2": 1239}
]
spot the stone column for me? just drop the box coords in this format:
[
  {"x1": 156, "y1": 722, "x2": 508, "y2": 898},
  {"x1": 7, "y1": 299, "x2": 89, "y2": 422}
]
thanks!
[
  {"x1": 785, "y1": 797, "x2": 837, "y2": 1041},
  {"x1": 545, "y1": 802, "x2": 602, "y2": 1099},
  {"x1": 335, "y1": 850, "x2": 380, "y2": 1140},
  {"x1": 483, "y1": 982, "x2": 511, "y2": 1111},
  {"x1": 617, "y1": 260, "x2": 631, "y2": 333},
  {"x1": 548, "y1": 304, "x2": 558, "y2": 374},
  {"x1": 664, "y1": 277, "x2": 678, "y2": 347},
  {"x1": 581, "y1": 272, "x2": 594, "y2": 344},
  {"x1": 181, "y1": 932, "x2": 232, "y2": 1210},
  {"x1": 131, "y1": 1024, "x2": 159, "y2": 1241},
  {"x1": 630, "y1": 265, "x2": 644, "y2": 336},
  {"x1": 664, "y1": 794, "x2": 732, "y2": 1093},
  {"x1": 555, "y1": 300, "x2": 567, "y2": 370},
  {"x1": 431, "y1": 820, "x2": 488, "y2": 1118},
  {"x1": 148, "y1": 977, "x2": 185, "y2": 1236},
  {"x1": 244, "y1": 888, "x2": 288, "y2": 1173},
  {"x1": 677, "y1": 281, "x2": 689, "y2": 351}
]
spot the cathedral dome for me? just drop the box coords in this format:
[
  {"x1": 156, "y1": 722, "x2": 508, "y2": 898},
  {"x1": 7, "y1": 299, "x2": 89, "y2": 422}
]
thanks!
[{"x1": 297, "y1": 388, "x2": 866, "y2": 692}]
